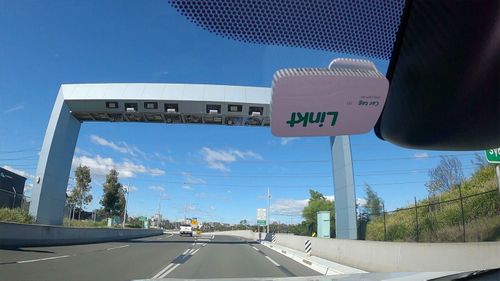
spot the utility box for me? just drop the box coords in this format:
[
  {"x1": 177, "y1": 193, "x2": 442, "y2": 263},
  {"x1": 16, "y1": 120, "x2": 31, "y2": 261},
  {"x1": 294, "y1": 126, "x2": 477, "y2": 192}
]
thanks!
[{"x1": 317, "y1": 211, "x2": 331, "y2": 238}]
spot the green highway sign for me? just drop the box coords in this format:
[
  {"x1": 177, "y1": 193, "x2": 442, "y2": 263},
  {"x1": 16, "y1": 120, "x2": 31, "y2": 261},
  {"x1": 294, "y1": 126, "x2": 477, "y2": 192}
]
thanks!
[
  {"x1": 485, "y1": 148, "x2": 500, "y2": 164},
  {"x1": 257, "y1": 220, "x2": 266, "y2": 226}
]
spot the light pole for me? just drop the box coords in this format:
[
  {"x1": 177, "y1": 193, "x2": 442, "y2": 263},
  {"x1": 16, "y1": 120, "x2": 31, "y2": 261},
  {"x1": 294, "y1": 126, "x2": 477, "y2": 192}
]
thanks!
[
  {"x1": 267, "y1": 187, "x2": 271, "y2": 233},
  {"x1": 122, "y1": 186, "x2": 129, "y2": 228},
  {"x1": 11, "y1": 187, "x2": 16, "y2": 209}
]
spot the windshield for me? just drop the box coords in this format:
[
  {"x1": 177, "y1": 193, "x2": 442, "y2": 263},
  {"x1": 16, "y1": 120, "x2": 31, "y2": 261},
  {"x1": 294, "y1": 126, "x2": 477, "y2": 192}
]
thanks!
[{"x1": 0, "y1": 1, "x2": 499, "y2": 281}]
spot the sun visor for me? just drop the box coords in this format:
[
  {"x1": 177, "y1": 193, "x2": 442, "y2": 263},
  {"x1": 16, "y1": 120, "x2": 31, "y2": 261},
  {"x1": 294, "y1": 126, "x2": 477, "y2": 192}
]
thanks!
[{"x1": 271, "y1": 59, "x2": 389, "y2": 137}]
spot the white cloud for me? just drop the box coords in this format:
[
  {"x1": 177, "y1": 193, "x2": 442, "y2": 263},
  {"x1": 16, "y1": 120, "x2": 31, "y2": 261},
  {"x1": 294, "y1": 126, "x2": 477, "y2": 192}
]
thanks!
[
  {"x1": 209, "y1": 205, "x2": 216, "y2": 211},
  {"x1": 271, "y1": 198, "x2": 309, "y2": 216},
  {"x1": 123, "y1": 184, "x2": 137, "y2": 193},
  {"x1": 149, "y1": 185, "x2": 165, "y2": 192},
  {"x1": 271, "y1": 195, "x2": 367, "y2": 216},
  {"x1": 181, "y1": 172, "x2": 206, "y2": 190},
  {"x1": 154, "y1": 152, "x2": 174, "y2": 163},
  {"x1": 74, "y1": 147, "x2": 92, "y2": 156},
  {"x1": 149, "y1": 168, "x2": 166, "y2": 176},
  {"x1": 357, "y1": 198, "x2": 367, "y2": 207},
  {"x1": 200, "y1": 147, "x2": 262, "y2": 172},
  {"x1": 280, "y1": 137, "x2": 300, "y2": 145},
  {"x1": 90, "y1": 135, "x2": 129, "y2": 154},
  {"x1": 72, "y1": 155, "x2": 165, "y2": 178},
  {"x1": 1, "y1": 165, "x2": 34, "y2": 179},
  {"x1": 4, "y1": 105, "x2": 24, "y2": 114},
  {"x1": 413, "y1": 152, "x2": 429, "y2": 159},
  {"x1": 90, "y1": 134, "x2": 150, "y2": 159}
]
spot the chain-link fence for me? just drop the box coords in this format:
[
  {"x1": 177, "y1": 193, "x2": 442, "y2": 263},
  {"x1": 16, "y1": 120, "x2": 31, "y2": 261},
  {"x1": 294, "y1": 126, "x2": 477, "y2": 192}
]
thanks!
[
  {"x1": 363, "y1": 188, "x2": 500, "y2": 242},
  {"x1": 0, "y1": 188, "x2": 30, "y2": 212}
]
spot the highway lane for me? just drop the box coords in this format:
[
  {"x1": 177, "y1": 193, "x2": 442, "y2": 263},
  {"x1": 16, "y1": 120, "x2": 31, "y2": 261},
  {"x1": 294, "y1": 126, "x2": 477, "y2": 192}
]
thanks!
[
  {"x1": 0, "y1": 233, "x2": 319, "y2": 281},
  {"x1": 166, "y1": 235, "x2": 318, "y2": 279}
]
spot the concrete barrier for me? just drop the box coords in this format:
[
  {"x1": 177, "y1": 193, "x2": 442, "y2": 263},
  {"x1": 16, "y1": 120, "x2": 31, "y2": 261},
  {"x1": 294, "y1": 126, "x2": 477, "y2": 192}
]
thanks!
[
  {"x1": 219, "y1": 231, "x2": 500, "y2": 272},
  {"x1": 0, "y1": 221, "x2": 163, "y2": 247},
  {"x1": 274, "y1": 234, "x2": 500, "y2": 272},
  {"x1": 214, "y1": 230, "x2": 272, "y2": 241}
]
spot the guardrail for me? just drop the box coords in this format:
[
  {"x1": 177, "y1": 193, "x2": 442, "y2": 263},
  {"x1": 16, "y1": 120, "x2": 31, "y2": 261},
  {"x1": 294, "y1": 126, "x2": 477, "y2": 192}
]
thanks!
[{"x1": 0, "y1": 221, "x2": 163, "y2": 248}]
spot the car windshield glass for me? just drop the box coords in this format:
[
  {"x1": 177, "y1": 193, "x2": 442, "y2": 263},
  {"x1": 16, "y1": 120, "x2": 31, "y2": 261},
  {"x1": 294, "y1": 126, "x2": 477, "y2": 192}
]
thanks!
[{"x1": 0, "y1": 1, "x2": 499, "y2": 281}]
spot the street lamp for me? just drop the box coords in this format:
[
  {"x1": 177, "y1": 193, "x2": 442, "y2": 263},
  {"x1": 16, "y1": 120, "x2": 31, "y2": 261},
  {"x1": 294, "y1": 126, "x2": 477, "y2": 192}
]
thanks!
[{"x1": 122, "y1": 185, "x2": 130, "y2": 228}]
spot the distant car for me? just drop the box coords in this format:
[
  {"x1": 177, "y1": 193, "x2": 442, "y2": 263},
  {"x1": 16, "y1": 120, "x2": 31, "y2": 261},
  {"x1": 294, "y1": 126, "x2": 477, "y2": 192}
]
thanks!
[{"x1": 179, "y1": 224, "x2": 193, "y2": 236}]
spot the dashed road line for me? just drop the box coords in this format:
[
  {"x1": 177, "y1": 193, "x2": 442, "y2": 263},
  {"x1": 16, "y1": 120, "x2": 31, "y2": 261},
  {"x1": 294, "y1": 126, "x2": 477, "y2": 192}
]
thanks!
[
  {"x1": 17, "y1": 255, "x2": 70, "y2": 264},
  {"x1": 252, "y1": 246, "x2": 260, "y2": 251},
  {"x1": 152, "y1": 246, "x2": 203, "y2": 279},
  {"x1": 265, "y1": 256, "x2": 280, "y2": 267},
  {"x1": 106, "y1": 245, "x2": 129, "y2": 251}
]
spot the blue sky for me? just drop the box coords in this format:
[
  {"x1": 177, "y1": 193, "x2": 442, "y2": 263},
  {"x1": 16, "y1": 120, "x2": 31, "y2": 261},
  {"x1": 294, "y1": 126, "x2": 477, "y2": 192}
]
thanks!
[{"x1": 0, "y1": 1, "x2": 480, "y2": 224}]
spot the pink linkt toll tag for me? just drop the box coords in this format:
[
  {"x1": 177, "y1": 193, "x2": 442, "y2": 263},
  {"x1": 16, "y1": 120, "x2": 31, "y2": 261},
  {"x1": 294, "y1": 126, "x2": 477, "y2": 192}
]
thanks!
[{"x1": 270, "y1": 58, "x2": 389, "y2": 137}]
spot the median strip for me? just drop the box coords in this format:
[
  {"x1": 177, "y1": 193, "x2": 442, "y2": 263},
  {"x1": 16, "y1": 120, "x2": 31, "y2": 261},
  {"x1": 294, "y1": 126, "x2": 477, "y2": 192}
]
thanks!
[{"x1": 17, "y1": 255, "x2": 70, "y2": 264}]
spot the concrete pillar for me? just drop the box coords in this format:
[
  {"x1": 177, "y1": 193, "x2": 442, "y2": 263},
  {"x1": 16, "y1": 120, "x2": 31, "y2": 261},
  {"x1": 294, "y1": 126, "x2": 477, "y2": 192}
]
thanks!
[
  {"x1": 29, "y1": 90, "x2": 81, "y2": 225},
  {"x1": 330, "y1": 136, "x2": 357, "y2": 239}
]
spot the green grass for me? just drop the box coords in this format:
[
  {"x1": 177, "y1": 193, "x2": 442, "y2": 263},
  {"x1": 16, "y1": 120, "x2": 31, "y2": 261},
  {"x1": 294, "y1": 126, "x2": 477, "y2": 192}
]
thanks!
[
  {"x1": 365, "y1": 165, "x2": 500, "y2": 242},
  {"x1": 0, "y1": 208, "x2": 35, "y2": 224}
]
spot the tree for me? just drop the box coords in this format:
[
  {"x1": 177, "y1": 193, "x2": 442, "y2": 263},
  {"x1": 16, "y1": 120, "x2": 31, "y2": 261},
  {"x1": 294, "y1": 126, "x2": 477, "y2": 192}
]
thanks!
[
  {"x1": 100, "y1": 169, "x2": 125, "y2": 218},
  {"x1": 425, "y1": 156, "x2": 464, "y2": 196},
  {"x1": 239, "y1": 219, "x2": 248, "y2": 225},
  {"x1": 363, "y1": 183, "x2": 383, "y2": 215},
  {"x1": 471, "y1": 152, "x2": 489, "y2": 170},
  {"x1": 302, "y1": 189, "x2": 335, "y2": 236},
  {"x1": 68, "y1": 165, "x2": 93, "y2": 219}
]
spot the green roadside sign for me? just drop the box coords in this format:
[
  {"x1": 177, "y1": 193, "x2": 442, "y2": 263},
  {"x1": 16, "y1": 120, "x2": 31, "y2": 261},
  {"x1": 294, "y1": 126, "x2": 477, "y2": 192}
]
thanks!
[
  {"x1": 257, "y1": 220, "x2": 266, "y2": 226},
  {"x1": 485, "y1": 148, "x2": 500, "y2": 164}
]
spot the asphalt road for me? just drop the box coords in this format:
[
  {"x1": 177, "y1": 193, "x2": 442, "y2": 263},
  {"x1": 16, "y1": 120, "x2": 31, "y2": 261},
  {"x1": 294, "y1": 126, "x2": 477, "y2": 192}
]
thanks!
[{"x1": 0, "y1": 233, "x2": 318, "y2": 281}]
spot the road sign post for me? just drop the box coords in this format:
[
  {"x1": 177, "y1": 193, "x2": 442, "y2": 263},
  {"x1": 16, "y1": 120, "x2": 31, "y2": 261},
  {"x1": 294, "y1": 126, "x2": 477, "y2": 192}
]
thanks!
[{"x1": 257, "y1": 208, "x2": 267, "y2": 241}]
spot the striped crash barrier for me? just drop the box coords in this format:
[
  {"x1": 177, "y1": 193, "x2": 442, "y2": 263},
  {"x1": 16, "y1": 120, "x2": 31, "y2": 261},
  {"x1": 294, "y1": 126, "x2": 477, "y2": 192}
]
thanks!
[{"x1": 304, "y1": 239, "x2": 312, "y2": 256}]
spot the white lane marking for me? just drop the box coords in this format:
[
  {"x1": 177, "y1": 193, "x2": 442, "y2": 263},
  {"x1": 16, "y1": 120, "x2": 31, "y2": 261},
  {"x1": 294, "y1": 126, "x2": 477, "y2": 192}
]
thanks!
[
  {"x1": 165, "y1": 233, "x2": 174, "y2": 239},
  {"x1": 252, "y1": 246, "x2": 260, "y2": 251},
  {"x1": 106, "y1": 245, "x2": 130, "y2": 251},
  {"x1": 152, "y1": 263, "x2": 174, "y2": 279},
  {"x1": 211, "y1": 235, "x2": 214, "y2": 239},
  {"x1": 182, "y1": 249, "x2": 190, "y2": 255},
  {"x1": 191, "y1": 248, "x2": 200, "y2": 255},
  {"x1": 159, "y1": 263, "x2": 180, "y2": 278},
  {"x1": 197, "y1": 239, "x2": 210, "y2": 242},
  {"x1": 202, "y1": 243, "x2": 207, "y2": 247},
  {"x1": 265, "y1": 256, "x2": 280, "y2": 267},
  {"x1": 17, "y1": 255, "x2": 70, "y2": 264}
]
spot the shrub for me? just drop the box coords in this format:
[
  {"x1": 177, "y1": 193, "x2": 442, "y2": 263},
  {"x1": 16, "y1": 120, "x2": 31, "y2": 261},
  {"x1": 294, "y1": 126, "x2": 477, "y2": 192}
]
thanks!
[{"x1": 0, "y1": 208, "x2": 35, "y2": 224}]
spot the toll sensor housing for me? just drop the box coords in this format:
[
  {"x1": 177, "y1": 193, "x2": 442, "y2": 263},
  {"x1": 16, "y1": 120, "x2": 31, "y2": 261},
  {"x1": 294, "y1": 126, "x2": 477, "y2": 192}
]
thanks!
[{"x1": 271, "y1": 58, "x2": 389, "y2": 137}]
